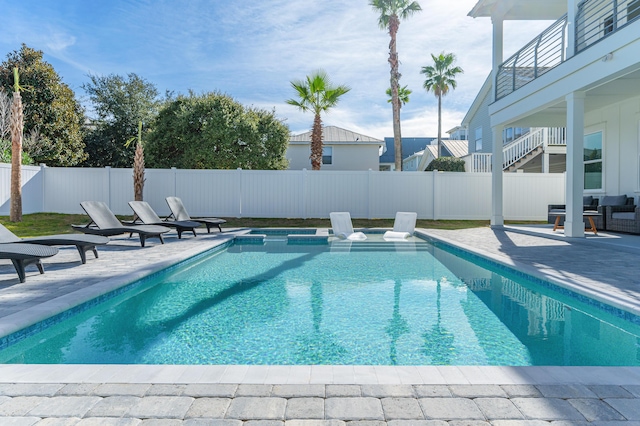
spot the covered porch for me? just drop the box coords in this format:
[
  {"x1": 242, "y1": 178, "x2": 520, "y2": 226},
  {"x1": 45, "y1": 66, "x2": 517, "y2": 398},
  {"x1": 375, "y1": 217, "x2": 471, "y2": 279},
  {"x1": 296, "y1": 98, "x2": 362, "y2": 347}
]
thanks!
[{"x1": 471, "y1": 0, "x2": 640, "y2": 237}]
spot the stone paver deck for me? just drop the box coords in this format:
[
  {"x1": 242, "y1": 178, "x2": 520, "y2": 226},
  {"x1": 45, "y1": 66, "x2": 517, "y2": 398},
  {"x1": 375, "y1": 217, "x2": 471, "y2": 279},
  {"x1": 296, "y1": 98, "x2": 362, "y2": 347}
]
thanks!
[{"x1": 1, "y1": 225, "x2": 640, "y2": 423}]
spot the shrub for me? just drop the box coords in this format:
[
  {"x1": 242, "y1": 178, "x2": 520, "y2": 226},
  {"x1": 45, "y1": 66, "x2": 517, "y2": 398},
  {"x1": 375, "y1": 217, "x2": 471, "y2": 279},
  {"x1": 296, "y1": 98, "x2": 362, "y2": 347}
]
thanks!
[{"x1": 425, "y1": 156, "x2": 465, "y2": 172}]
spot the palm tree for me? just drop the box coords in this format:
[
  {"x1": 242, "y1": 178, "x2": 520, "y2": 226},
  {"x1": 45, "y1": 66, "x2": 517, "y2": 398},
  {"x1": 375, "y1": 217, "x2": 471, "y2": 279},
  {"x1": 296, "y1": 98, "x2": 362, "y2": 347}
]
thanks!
[
  {"x1": 10, "y1": 68, "x2": 23, "y2": 222},
  {"x1": 421, "y1": 52, "x2": 463, "y2": 158},
  {"x1": 371, "y1": 0, "x2": 421, "y2": 171},
  {"x1": 386, "y1": 85, "x2": 412, "y2": 108},
  {"x1": 286, "y1": 70, "x2": 350, "y2": 170}
]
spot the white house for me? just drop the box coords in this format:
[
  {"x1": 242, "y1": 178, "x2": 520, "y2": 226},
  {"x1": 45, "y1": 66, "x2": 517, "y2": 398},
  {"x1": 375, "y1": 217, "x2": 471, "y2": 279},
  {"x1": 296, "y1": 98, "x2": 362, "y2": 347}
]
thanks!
[
  {"x1": 469, "y1": 0, "x2": 640, "y2": 236},
  {"x1": 460, "y1": 75, "x2": 568, "y2": 174},
  {"x1": 287, "y1": 126, "x2": 385, "y2": 171}
]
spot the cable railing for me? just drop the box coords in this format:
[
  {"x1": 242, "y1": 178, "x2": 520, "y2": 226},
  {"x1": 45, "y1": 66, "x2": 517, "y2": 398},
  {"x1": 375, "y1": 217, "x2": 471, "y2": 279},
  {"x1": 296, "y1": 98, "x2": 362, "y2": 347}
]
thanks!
[
  {"x1": 495, "y1": 15, "x2": 568, "y2": 100},
  {"x1": 495, "y1": 0, "x2": 640, "y2": 100},
  {"x1": 577, "y1": 0, "x2": 640, "y2": 52}
]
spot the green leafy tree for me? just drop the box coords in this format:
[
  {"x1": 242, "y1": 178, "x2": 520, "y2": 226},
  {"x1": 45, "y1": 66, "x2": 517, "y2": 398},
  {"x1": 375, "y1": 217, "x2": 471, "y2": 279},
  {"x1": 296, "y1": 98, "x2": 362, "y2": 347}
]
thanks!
[
  {"x1": 386, "y1": 85, "x2": 412, "y2": 108},
  {"x1": 145, "y1": 92, "x2": 289, "y2": 170},
  {"x1": 286, "y1": 70, "x2": 350, "y2": 170},
  {"x1": 421, "y1": 52, "x2": 463, "y2": 158},
  {"x1": 425, "y1": 156, "x2": 465, "y2": 172},
  {"x1": 0, "y1": 44, "x2": 86, "y2": 166},
  {"x1": 82, "y1": 73, "x2": 159, "y2": 167},
  {"x1": 371, "y1": 0, "x2": 421, "y2": 171}
]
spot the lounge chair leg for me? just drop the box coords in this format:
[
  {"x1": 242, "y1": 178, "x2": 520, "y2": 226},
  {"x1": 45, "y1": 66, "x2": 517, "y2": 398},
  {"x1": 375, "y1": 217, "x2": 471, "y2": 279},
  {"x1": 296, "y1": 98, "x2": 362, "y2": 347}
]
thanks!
[
  {"x1": 75, "y1": 245, "x2": 88, "y2": 264},
  {"x1": 177, "y1": 228, "x2": 183, "y2": 239},
  {"x1": 140, "y1": 234, "x2": 146, "y2": 247},
  {"x1": 10, "y1": 259, "x2": 27, "y2": 283},
  {"x1": 36, "y1": 260, "x2": 45, "y2": 274},
  {"x1": 192, "y1": 229, "x2": 197, "y2": 237},
  {"x1": 217, "y1": 224, "x2": 223, "y2": 232},
  {"x1": 92, "y1": 248, "x2": 99, "y2": 259},
  {"x1": 159, "y1": 234, "x2": 164, "y2": 244}
]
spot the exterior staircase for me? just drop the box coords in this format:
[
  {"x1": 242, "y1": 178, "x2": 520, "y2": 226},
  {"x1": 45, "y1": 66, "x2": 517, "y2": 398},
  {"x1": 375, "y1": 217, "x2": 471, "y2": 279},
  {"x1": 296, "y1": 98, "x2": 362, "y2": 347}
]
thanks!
[{"x1": 465, "y1": 127, "x2": 565, "y2": 173}]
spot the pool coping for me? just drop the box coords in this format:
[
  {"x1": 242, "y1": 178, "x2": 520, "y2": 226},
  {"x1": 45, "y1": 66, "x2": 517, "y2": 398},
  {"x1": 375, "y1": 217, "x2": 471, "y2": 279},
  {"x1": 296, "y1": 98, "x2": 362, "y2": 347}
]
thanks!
[{"x1": 1, "y1": 227, "x2": 640, "y2": 386}]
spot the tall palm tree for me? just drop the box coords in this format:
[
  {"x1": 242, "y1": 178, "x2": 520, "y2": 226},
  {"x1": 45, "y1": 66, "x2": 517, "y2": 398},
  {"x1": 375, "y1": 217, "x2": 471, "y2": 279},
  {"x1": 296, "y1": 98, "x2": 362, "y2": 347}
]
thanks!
[
  {"x1": 386, "y1": 85, "x2": 412, "y2": 108},
  {"x1": 10, "y1": 68, "x2": 23, "y2": 222},
  {"x1": 286, "y1": 70, "x2": 350, "y2": 170},
  {"x1": 421, "y1": 52, "x2": 463, "y2": 158},
  {"x1": 371, "y1": 0, "x2": 421, "y2": 171}
]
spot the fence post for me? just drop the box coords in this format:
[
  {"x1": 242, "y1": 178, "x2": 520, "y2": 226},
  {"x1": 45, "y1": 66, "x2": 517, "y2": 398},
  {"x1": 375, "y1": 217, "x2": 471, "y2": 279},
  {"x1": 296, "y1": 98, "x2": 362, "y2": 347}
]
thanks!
[
  {"x1": 237, "y1": 168, "x2": 242, "y2": 218},
  {"x1": 171, "y1": 167, "x2": 177, "y2": 196},
  {"x1": 368, "y1": 169, "x2": 373, "y2": 219},
  {"x1": 105, "y1": 166, "x2": 111, "y2": 208},
  {"x1": 302, "y1": 168, "x2": 307, "y2": 219},
  {"x1": 433, "y1": 170, "x2": 439, "y2": 220},
  {"x1": 40, "y1": 164, "x2": 46, "y2": 213}
]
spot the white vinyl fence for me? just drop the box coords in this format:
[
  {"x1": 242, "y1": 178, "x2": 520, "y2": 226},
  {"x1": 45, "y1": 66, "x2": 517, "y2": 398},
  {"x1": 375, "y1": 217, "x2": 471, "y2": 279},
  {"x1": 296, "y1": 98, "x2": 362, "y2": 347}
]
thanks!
[{"x1": 0, "y1": 164, "x2": 566, "y2": 220}]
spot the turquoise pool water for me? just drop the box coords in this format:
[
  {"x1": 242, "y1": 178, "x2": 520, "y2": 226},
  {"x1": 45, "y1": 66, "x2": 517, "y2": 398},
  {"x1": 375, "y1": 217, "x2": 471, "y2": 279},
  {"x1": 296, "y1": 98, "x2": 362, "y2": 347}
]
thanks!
[{"x1": 1, "y1": 236, "x2": 639, "y2": 365}]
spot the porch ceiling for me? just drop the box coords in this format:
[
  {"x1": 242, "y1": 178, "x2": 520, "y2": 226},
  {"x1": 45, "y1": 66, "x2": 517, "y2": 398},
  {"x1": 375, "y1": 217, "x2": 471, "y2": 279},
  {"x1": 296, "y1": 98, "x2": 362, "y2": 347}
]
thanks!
[
  {"x1": 468, "y1": 0, "x2": 566, "y2": 20},
  {"x1": 508, "y1": 68, "x2": 640, "y2": 128}
]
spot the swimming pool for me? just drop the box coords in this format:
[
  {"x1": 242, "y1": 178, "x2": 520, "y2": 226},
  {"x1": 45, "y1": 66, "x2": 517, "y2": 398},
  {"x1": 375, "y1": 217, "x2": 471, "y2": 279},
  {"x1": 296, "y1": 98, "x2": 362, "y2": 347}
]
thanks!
[{"x1": 1, "y1": 234, "x2": 639, "y2": 365}]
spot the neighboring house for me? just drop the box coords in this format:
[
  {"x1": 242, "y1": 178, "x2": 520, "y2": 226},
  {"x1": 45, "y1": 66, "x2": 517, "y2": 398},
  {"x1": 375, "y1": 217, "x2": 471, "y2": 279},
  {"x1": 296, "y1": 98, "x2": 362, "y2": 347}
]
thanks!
[
  {"x1": 380, "y1": 137, "x2": 438, "y2": 171},
  {"x1": 460, "y1": 75, "x2": 567, "y2": 173},
  {"x1": 469, "y1": 0, "x2": 640, "y2": 236},
  {"x1": 287, "y1": 126, "x2": 385, "y2": 171},
  {"x1": 410, "y1": 140, "x2": 469, "y2": 171}
]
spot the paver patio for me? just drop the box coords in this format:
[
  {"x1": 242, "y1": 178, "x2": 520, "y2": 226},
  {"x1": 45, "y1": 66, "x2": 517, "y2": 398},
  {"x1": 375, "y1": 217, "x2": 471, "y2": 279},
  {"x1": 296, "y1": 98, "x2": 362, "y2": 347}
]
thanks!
[{"x1": 0, "y1": 225, "x2": 640, "y2": 423}]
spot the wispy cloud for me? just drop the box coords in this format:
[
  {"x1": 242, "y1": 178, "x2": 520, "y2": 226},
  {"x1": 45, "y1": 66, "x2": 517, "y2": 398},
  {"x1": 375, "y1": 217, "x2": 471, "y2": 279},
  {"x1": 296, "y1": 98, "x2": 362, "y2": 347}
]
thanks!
[{"x1": 1, "y1": 0, "x2": 554, "y2": 139}]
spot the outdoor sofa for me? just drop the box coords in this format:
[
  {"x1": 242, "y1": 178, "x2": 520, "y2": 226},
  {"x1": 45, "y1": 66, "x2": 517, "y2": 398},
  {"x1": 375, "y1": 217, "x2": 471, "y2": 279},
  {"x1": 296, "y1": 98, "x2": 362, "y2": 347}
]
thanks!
[{"x1": 606, "y1": 198, "x2": 640, "y2": 234}]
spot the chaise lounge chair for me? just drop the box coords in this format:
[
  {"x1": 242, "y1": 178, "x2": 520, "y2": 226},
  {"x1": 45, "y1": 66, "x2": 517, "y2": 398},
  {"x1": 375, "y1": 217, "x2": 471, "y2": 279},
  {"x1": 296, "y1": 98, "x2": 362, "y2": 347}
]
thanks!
[
  {"x1": 329, "y1": 212, "x2": 367, "y2": 240},
  {"x1": 383, "y1": 212, "x2": 417, "y2": 240},
  {"x1": 72, "y1": 201, "x2": 170, "y2": 247},
  {"x1": 165, "y1": 197, "x2": 226, "y2": 233},
  {"x1": 128, "y1": 201, "x2": 201, "y2": 239},
  {"x1": 0, "y1": 243, "x2": 58, "y2": 283},
  {"x1": 0, "y1": 223, "x2": 108, "y2": 264}
]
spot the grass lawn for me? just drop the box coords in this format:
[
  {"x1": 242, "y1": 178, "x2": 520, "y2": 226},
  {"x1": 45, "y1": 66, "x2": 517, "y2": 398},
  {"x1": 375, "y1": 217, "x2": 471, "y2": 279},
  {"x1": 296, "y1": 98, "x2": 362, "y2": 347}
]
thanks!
[{"x1": 0, "y1": 213, "x2": 540, "y2": 238}]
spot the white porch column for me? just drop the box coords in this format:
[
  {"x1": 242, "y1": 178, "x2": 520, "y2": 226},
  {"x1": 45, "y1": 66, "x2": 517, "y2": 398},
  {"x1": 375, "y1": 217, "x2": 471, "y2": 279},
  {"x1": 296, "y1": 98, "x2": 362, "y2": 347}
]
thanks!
[
  {"x1": 491, "y1": 125, "x2": 504, "y2": 227},
  {"x1": 565, "y1": 92, "x2": 585, "y2": 237},
  {"x1": 491, "y1": 17, "x2": 504, "y2": 102}
]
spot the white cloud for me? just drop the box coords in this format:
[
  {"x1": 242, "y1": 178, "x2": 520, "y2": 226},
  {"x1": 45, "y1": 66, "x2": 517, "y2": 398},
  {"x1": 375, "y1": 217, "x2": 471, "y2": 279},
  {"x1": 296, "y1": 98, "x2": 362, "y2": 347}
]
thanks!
[{"x1": 0, "y1": 0, "x2": 557, "y2": 140}]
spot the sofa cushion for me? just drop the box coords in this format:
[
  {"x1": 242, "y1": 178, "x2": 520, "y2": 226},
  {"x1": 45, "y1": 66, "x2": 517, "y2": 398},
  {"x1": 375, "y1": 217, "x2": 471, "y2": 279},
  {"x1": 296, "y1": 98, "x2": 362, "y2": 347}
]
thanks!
[
  {"x1": 612, "y1": 212, "x2": 635, "y2": 220},
  {"x1": 582, "y1": 195, "x2": 593, "y2": 206},
  {"x1": 600, "y1": 195, "x2": 627, "y2": 206}
]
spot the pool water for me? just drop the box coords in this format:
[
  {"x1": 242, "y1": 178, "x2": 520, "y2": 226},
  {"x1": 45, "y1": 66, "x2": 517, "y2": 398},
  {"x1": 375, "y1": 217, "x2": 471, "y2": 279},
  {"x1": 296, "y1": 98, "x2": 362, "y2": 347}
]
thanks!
[{"x1": 1, "y1": 237, "x2": 640, "y2": 365}]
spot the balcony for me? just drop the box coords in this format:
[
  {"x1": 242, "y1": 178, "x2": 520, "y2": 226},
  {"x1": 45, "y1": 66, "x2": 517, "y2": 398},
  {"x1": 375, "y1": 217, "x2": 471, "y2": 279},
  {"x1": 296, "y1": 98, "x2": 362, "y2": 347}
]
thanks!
[{"x1": 495, "y1": 0, "x2": 640, "y2": 100}]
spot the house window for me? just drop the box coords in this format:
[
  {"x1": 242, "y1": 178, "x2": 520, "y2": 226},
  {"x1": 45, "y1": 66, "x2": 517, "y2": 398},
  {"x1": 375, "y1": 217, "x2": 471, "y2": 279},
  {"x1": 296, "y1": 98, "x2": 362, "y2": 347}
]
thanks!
[
  {"x1": 584, "y1": 131, "x2": 603, "y2": 190},
  {"x1": 629, "y1": 0, "x2": 640, "y2": 22},
  {"x1": 604, "y1": 15, "x2": 615, "y2": 35},
  {"x1": 322, "y1": 146, "x2": 333, "y2": 165},
  {"x1": 475, "y1": 127, "x2": 482, "y2": 152}
]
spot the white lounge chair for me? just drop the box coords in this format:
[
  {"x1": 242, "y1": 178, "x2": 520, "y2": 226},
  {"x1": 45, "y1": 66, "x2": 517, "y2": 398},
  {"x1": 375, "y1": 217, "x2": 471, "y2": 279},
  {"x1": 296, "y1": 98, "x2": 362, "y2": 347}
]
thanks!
[
  {"x1": 383, "y1": 212, "x2": 417, "y2": 240},
  {"x1": 329, "y1": 212, "x2": 367, "y2": 240}
]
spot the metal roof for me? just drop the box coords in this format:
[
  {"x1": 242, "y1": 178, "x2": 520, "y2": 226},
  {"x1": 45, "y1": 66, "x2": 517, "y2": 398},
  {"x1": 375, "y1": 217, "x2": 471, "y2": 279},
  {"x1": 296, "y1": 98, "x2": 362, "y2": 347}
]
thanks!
[
  {"x1": 380, "y1": 137, "x2": 437, "y2": 164},
  {"x1": 290, "y1": 126, "x2": 383, "y2": 145}
]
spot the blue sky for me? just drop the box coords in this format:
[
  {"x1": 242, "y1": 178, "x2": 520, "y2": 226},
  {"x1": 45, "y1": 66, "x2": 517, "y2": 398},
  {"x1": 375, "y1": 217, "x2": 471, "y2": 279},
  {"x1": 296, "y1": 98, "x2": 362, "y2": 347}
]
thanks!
[{"x1": 1, "y1": 0, "x2": 550, "y2": 139}]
